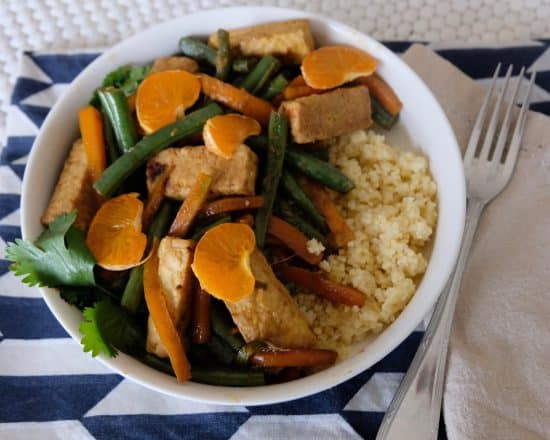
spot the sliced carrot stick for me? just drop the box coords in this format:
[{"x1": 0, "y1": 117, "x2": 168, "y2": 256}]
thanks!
[
  {"x1": 300, "y1": 178, "x2": 354, "y2": 248},
  {"x1": 169, "y1": 172, "x2": 212, "y2": 237},
  {"x1": 236, "y1": 213, "x2": 254, "y2": 227},
  {"x1": 282, "y1": 85, "x2": 320, "y2": 101},
  {"x1": 267, "y1": 216, "x2": 323, "y2": 265},
  {"x1": 202, "y1": 196, "x2": 264, "y2": 217},
  {"x1": 143, "y1": 242, "x2": 191, "y2": 382},
  {"x1": 279, "y1": 265, "x2": 366, "y2": 307},
  {"x1": 282, "y1": 75, "x2": 324, "y2": 101},
  {"x1": 288, "y1": 75, "x2": 307, "y2": 87},
  {"x1": 251, "y1": 347, "x2": 337, "y2": 367},
  {"x1": 191, "y1": 281, "x2": 211, "y2": 344},
  {"x1": 79, "y1": 106, "x2": 107, "y2": 182},
  {"x1": 142, "y1": 165, "x2": 172, "y2": 231},
  {"x1": 198, "y1": 74, "x2": 274, "y2": 126},
  {"x1": 356, "y1": 73, "x2": 402, "y2": 116}
]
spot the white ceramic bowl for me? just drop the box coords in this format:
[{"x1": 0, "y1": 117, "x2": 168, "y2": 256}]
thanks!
[{"x1": 21, "y1": 6, "x2": 465, "y2": 405}]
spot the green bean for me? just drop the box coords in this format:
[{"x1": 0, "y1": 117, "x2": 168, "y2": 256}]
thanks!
[
  {"x1": 285, "y1": 148, "x2": 355, "y2": 193},
  {"x1": 146, "y1": 201, "x2": 174, "y2": 241},
  {"x1": 309, "y1": 148, "x2": 329, "y2": 162},
  {"x1": 121, "y1": 201, "x2": 173, "y2": 312},
  {"x1": 372, "y1": 96, "x2": 398, "y2": 129},
  {"x1": 97, "y1": 88, "x2": 138, "y2": 154},
  {"x1": 191, "y1": 366, "x2": 265, "y2": 386},
  {"x1": 142, "y1": 352, "x2": 266, "y2": 386},
  {"x1": 179, "y1": 37, "x2": 258, "y2": 73},
  {"x1": 101, "y1": 107, "x2": 119, "y2": 165},
  {"x1": 94, "y1": 103, "x2": 223, "y2": 197},
  {"x1": 188, "y1": 343, "x2": 211, "y2": 363},
  {"x1": 280, "y1": 170, "x2": 327, "y2": 231},
  {"x1": 275, "y1": 199, "x2": 326, "y2": 244},
  {"x1": 206, "y1": 334, "x2": 235, "y2": 366},
  {"x1": 255, "y1": 112, "x2": 288, "y2": 248},
  {"x1": 261, "y1": 73, "x2": 288, "y2": 101},
  {"x1": 140, "y1": 353, "x2": 175, "y2": 376},
  {"x1": 120, "y1": 266, "x2": 144, "y2": 313},
  {"x1": 239, "y1": 55, "x2": 281, "y2": 95},
  {"x1": 247, "y1": 135, "x2": 351, "y2": 192},
  {"x1": 179, "y1": 37, "x2": 217, "y2": 65},
  {"x1": 215, "y1": 29, "x2": 231, "y2": 80},
  {"x1": 190, "y1": 215, "x2": 231, "y2": 241},
  {"x1": 211, "y1": 301, "x2": 245, "y2": 351},
  {"x1": 246, "y1": 134, "x2": 268, "y2": 150},
  {"x1": 232, "y1": 58, "x2": 258, "y2": 73}
]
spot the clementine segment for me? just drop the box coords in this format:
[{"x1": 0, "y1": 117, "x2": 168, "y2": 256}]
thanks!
[
  {"x1": 136, "y1": 70, "x2": 201, "y2": 134},
  {"x1": 301, "y1": 45, "x2": 378, "y2": 90},
  {"x1": 86, "y1": 193, "x2": 147, "y2": 270},
  {"x1": 191, "y1": 223, "x2": 256, "y2": 302},
  {"x1": 203, "y1": 114, "x2": 261, "y2": 159}
]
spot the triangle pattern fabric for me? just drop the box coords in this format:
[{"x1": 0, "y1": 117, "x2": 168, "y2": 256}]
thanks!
[
  {"x1": 0, "y1": 136, "x2": 34, "y2": 164},
  {"x1": 0, "y1": 166, "x2": 22, "y2": 194},
  {"x1": 19, "y1": 53, "x2": 53, "y2": 83},
  {"x1": 20, "y1": 84, "x2": 69, "y2": 108},
  {"x1": 1, "y1": 41, "x2": 550, "y2": 440},
  {"x1": 10, "y1": 78, "x2": 52, "y2": 106},
  {"x1": 344, "y1": 372, "x2": 404, "y2": 412},
  {"x1": 85, "y1": 379, "x2": 248, "y2": 417},
  {"x1": 230, "y1": 414, "x2": 363, "y2": 440},
  {"x1": 0, "y1": 420, "x2": 95, "y2": 440},
  {"x1": 29, "y1": 52, "x2": 100, "y2": 84},
  {"x1": 5, "y1": 106, "x2": 38, "y2": 136}
]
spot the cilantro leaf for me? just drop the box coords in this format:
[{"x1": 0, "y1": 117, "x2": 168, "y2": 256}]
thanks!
[
  {"x1": 80, "y1": 299, "x2": 144, "y2": 358},
  {"x1": 102, "y1": 64, "x2": 151, "y2": 96},
  {"x1": 60, "y1": 286, "x2": 98, "y2": 310},
  {"x1": 5, "y1": 211, "x2": 96, "y2": 287},
  {"x1": 90, "y1": 64, "x2": 151, "y2": 106}
]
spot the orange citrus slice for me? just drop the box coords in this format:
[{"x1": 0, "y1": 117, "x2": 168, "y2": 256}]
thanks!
[
  {"x1": 136, "y1": 70, "x2": 201, "y2": 134},
  {"x1": 301, "y1": 45, "x2": 378, "y2": 90},
  {"x1": 203, "y1": 114, "x2": 261, "y2": 159},
  {"x1": 86, "y1": 193, "x2": 147, "y2": 270},
  {"x1": 191, "y1": 223, "x2": 256, "y2": 302}
]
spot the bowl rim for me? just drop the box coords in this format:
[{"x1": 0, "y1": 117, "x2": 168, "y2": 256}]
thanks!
[{"x1": 20, "y1": 6, "x2": 466, "y2": 406}]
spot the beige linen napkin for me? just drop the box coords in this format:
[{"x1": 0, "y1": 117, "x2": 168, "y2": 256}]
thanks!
[{"x1": 401, "y1": 44, "x2": 550, "y2": 440}]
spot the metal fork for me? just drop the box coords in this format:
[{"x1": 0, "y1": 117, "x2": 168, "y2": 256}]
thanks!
[{"x1": 376, "y1": 65, "x2": 536, "y2": 440}]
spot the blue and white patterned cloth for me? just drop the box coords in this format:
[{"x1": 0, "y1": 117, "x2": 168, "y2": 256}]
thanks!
[{"x1": 1, "y1": 41, "x2": 549, "y2": 439}]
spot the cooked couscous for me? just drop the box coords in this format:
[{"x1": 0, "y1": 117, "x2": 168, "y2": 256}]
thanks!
[{"x1": 295, "y1": 129, "x2": 438, "y2": 356}]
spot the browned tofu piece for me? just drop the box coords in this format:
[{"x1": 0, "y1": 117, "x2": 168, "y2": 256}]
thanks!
[
  {"x1": 280, "y1": 86, "x2": 372, "y2": 144},
  {"x1": 150, "y1": 56, "x2": 199, "y2": 74},
  {"x1": 224, "y1": 249, "x2": 316, "y2": 349},
  {"x1": 146, "y1": 145, "x2": 258, "y2": 200},
  {"x1": 41, "y1": 139, "x2": 98, "y2": 231},
  {"x1": 209, "y1": 19, "x2": 314, "y2": 64},
  {"x1": 146, "y1": 237, "x2": 194, "y2": 358}
]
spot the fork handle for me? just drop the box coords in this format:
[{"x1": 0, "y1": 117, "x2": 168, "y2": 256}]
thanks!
[{"x1": 376, "y1": 199, "x2": 484, "y2": 440}]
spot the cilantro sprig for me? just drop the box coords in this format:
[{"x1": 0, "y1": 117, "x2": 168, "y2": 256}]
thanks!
[
  {"x1": 5, "y1": 211, "x2": 96, "y2": 287},
  {"x1": 80, "y1": 299, "x2": 143, "y2": 357},
  {"x1": 90, "y1": 64, "x2": 151, "y2": 107},
  {"x1": 6, "y1": 211, "x2": 145, "y2": 358}
]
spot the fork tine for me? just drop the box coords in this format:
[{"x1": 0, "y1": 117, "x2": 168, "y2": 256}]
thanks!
[
  {"x1": 464, "y1": 63, "x2": 501, "y2": 163},
  {"x1": 478, "y1": 65, "x2": 513, "y2": 160},
  {"x1": 491, "y1": 66, "x2": 525, "y2": 162},
  {"x1": 502, "y1": 71, "x2": 536, "y2": 172}
]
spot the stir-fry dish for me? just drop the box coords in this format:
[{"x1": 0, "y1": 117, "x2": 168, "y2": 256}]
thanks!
[{"x1": 6, "y1": 20, "x2": 437, "y2": 386}]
